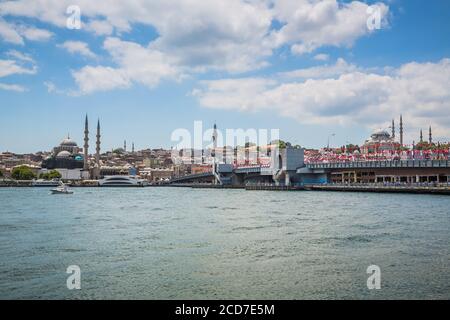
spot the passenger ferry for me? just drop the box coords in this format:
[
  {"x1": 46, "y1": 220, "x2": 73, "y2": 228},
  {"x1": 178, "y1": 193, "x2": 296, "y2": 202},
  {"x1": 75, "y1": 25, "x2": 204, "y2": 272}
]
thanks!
[{"x1": 98, "y1": 175, "x2": 148, "y2": 187}]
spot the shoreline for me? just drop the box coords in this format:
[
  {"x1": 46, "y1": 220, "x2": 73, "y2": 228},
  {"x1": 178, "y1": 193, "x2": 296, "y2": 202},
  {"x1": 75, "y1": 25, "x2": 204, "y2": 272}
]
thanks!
[{"x1": 2, "y1": 182, "x2": 450, "y2": 195}]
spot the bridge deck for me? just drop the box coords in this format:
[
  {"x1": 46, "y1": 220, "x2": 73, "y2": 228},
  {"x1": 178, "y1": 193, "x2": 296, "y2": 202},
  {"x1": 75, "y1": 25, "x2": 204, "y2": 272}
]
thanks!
[{"x1": 306, "y1": 160, "x2": 450, "y2": 170}]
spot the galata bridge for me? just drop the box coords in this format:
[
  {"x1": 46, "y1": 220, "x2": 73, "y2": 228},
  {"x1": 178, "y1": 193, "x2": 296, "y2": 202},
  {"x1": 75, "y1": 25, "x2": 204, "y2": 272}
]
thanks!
[{"x1": 169, "y1": 147, "x2": 450, "y2": 186}]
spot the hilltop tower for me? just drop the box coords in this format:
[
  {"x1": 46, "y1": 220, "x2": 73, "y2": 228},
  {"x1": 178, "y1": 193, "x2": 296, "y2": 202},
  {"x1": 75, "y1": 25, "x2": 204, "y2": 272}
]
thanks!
[
  {"x1": 96, "y1": 119, "x2": 101, "y2": 166},
  {"x1": 83, "y1": 114, "x2": 89, "y2": 170}
]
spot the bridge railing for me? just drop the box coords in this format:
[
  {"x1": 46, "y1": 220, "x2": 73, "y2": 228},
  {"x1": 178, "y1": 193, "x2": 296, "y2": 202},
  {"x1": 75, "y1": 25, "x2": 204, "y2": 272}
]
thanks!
[{"x1": 306, "y1": 160, "x2": 450, "y2": 170}]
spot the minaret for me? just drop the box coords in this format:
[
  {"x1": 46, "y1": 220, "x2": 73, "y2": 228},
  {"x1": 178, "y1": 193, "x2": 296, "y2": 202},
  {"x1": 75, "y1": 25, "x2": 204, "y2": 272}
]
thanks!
[
  {"x1": 223, "y1": 146, "x2": 227, "y2": 164},
  {"x1": 391, "y1": 119, "x2": 395, "y2": 139},
  {"x1": 96, "y1": 119, "x2": 101, "y2": 166},
  {"x1": 132, "y1": 142, "x2": 135, "y2": 153},
  {"x1": 212, "y1": 123, "x2": 218, "y2": 183},
  {"x1": 83, "y1": 114, "x2": 89, "y2": 170},
  {"x1": 420, "y1": 129, "x2": 423, "y2": 143},
  {"x1": 429, "y1": 126, "x2": 432, "y2": 144},
  {"x1": 211, "y1": 123, "x2": 217, "y2": 158},
  {"x1": 399, "y1": 115, "x2": 404, "y2": 146},
  {"x1": 124, "y1": 140, "x2": 127, "y2": 152}
]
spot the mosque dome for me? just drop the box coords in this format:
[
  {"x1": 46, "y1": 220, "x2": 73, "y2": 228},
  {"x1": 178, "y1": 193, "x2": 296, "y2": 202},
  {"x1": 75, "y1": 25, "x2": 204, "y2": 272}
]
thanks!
[
  {"x1": 56, "y1": 150, "x2": 71, "y2": 158},
  {"x1": 370, "y1": 129, "x2": 391, "y2": 141},
  {"x1": 60, "y1": 137, "x2": 78, "y2": 147}
]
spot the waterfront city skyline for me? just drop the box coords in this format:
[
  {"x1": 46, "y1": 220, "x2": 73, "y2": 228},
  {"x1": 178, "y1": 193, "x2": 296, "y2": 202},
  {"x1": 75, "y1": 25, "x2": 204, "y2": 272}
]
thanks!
[
  {"x1": 1, "y1": 0, "x2": 450, "y2": 154},
  {"x1": 1, "y1": 1, "x2": 450, "y2": 305}
]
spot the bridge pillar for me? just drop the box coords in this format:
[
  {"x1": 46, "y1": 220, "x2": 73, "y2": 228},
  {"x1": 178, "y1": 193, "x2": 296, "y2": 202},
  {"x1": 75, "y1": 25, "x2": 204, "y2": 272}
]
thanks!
[{"x1": 285, "y1": 172, "x2": 290, "y2": 186}]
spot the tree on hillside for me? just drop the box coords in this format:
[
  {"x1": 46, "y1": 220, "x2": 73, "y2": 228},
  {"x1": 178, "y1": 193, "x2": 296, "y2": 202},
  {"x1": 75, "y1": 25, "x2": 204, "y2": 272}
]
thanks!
[
  {"x1": 11, "y1": 166, "x2": 36, "y2": 180},
  {"x1": 39, "y1": 170, "x2": 62, "y2": 180}
]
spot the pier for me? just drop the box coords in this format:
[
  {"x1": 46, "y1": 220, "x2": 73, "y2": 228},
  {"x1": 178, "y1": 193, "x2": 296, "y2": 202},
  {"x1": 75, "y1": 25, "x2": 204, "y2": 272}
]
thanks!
[{"x1": 306, "y1": 183, "x2": 450, "y2": 195}]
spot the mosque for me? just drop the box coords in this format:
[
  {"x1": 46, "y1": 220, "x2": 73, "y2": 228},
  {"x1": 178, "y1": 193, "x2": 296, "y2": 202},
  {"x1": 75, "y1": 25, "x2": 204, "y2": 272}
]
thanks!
[
  {"x1": 361, "y1": 115, "x2": 435, "y2": 154},
  {"x1": 361, "y1": 115, "x2": 404, "y2": 154},
  {"x1": 40, "y1": 115, "x2": 101, "y2": 180}
]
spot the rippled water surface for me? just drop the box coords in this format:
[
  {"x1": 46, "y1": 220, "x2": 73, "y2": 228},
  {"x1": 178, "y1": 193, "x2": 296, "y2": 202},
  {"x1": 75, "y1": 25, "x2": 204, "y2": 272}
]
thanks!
[{"x1": 0, "y1": 187, "x2": 449, "y2": 299}]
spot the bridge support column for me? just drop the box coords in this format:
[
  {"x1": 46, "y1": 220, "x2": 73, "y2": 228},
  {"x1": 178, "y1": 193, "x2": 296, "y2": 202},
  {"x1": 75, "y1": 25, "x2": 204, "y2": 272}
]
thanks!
[{"x1": 285, "y1": 172, "x2": 290, "y2": 187}]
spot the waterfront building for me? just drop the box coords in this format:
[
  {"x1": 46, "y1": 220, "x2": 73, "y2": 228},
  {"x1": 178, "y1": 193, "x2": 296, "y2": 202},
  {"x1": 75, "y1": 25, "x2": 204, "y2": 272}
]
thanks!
[{"x1": 139, "y1": 167, "x2": 174, "y2": 183}]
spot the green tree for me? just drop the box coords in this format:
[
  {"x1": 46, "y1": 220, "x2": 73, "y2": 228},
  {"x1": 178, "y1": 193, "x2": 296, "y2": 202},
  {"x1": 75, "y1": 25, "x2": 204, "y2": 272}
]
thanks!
[
  {"x1": 48, "y1": 170, "x2": 61, "y2": 180},
  {"x1": 39, "y1": 170, "x2": 61, "y2": 180},
  {"x1": 271, "y1": 139, "x2": 287, "y2": 149},
  {"x1": 11, "y1": 166, "x2": 36, "y2": 180},
  {"x1": 0, "y1": 170, "x2": 3, "y2": 177}
]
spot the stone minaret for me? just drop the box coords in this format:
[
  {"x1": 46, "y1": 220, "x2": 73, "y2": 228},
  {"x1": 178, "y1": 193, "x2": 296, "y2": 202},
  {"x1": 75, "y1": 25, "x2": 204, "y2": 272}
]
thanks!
[
  {"x1": 399, "y1": 115, "x2": 404, "y2": 146},
  {"x1": 429, "y1": 126, "x2": 432, "y2": 144},
  {"x1": 83, "y1": 114, "x2": 89, "y2": 170},
  {"x1": 212, "y1": 123, "x2": 218, "y2": 183},
  {"x1": 223, "y1": 146, "x2": 227, "y2": 164},
  {"x1": 132, "y1": 142, "x2": 135, "y2": 153},
  {"x1": 124, "y1": 140, "x2": 127, "y2": 152},
  {"x1": 391, "y1": 119, "x2": 395, "y2": 139},
  {"x1": 96, "y1": 119, "x2": 101, "y2": 166},
  {"x1": 420, "y1": 129, "x2": 423, "y2": 143},
  {"x1": 211, "y1": 123, "x2": 217, "y2": 158}
]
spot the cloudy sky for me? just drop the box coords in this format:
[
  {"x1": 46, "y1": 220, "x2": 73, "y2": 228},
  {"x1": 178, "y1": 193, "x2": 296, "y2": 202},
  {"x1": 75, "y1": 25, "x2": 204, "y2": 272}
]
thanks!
[{"x1": 1, "y1": 0, "x2": 449, "y2": 153}]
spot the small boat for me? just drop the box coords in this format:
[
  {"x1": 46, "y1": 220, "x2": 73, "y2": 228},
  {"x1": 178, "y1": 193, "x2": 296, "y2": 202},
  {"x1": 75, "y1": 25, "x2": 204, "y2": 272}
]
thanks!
[{"x1": 51, "y1": 183, "x2": 74, "y2": 194}]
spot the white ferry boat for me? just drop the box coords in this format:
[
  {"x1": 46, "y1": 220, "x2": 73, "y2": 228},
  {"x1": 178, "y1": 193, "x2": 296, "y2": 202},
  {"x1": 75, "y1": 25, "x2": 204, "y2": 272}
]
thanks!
[
  {"x1": 32, "y1": 179, "x2": 60, "y2": 187},
  {"x1": 98, "y1": 175, "x2": 148, "y2": 187}
]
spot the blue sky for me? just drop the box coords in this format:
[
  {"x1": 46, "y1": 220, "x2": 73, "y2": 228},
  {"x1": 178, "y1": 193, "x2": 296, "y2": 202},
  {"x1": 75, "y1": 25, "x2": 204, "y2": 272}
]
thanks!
[{"x1": 1, "y1": 0, "x2": 450, "y2": 154}]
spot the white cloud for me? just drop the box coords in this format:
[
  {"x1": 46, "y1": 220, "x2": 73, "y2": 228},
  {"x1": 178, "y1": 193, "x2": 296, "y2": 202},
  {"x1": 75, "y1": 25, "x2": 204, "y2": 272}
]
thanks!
[
  {"x1": 0, "y1": 18, "x2": 53, "y2": 44},
  {"x1": 0, "y1": 59, "x2": 37, "y2": 77},
  {"x1": 194, "y1": 59, "x2": 450, "y2": 142},
  {"x1": 0, "y1": 50, "x2": 36, "y2": 93},
  {"x1": 313, "y1": 53, "x2": 329, "y2": 61},
  {"x1": 0, "y1": 83, "x2": 27, "y2": 92},
  {"x1": 0, "y1": 18, "x2": 24, "y2": 45},
  {"x1": 72, "y1": 65, "x2": 130, "y2": 94},
  {"x1": 85, "y1": 19, "x2": 114, "y2": 36},
  {"x1": 192, "y1": 78, "x2": 277, "y2": 112},
  {"x1": 280, "y1": 58, "x2": 358, "y2": 79},
  {"x1": 71, "y1": 37, "x2": 182, "y2": 94},
  {"x1": 19, "y1": 26, "x2": 53, "y2": 41},
  {"x1": 44, "y1": 81, "x2": 56, "y2": 93},
  {"x1": 271, "y1": 0, "x2": 389, "y2": 54},
  {"x1": 6, "y1": 50, "x2": 35, "y2": 63},
  {"x1": 59, "y1": 41, "x2": 96, "y2": 58},
  {"x1": 0, "y1": 0, "x2": 389, "y2": 74}
]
